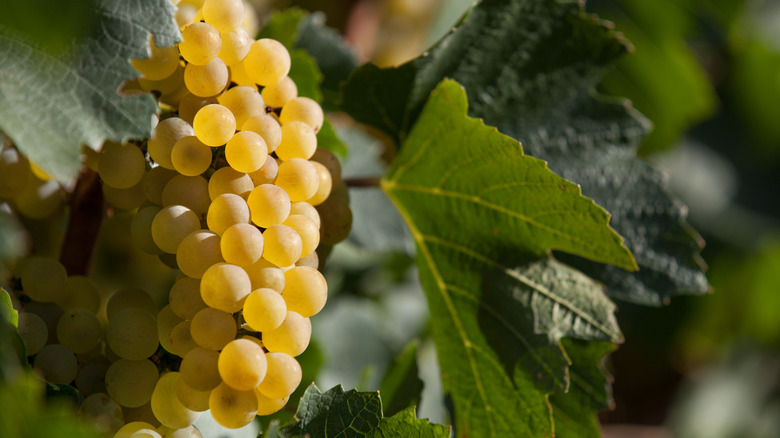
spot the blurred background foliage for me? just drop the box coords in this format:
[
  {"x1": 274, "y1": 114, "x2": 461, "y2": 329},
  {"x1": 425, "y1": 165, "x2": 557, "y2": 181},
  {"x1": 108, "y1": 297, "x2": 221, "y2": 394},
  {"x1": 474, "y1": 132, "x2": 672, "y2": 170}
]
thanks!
[{"x1": 3, "y1": 0, "x2": 780, "y2": 437}]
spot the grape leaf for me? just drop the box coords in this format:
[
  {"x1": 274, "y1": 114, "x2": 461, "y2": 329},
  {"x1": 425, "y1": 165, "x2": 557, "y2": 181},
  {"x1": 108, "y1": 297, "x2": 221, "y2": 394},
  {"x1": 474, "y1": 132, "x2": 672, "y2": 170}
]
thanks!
[
  {"x1": 381, "y1": 79, "x2": 626, "y2": 436},
  {"x1": 379, "y1": 341, "x2": 422, "y2": 417},
  {"x1": 340, "y1": 0, "x2": 709, "y2": 305},
  {"x1": 372, "y1": 407, "x2": 450, "y2": 438},
  {"x1": 0, "y1": 0, "x2": 180, "y2": 187}
]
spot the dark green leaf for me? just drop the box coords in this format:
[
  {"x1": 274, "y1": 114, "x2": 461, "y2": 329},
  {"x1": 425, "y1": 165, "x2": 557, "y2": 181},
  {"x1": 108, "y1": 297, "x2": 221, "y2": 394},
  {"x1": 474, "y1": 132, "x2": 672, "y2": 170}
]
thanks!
[
  {"x1": 372, "y1": 407, "x2": 450, "y2": 438},
  {"x1": 379, "y1": 341, "x2": 422, "y2": 417},
  {"x1": 256, "y1": 8, "x2": 305, "y2": 48},
  {"x1": 0, "y1": 289, "x2": 17, "y2": 328},
  {"x1": 0, "y1": 0, "x2": 180, "y2": 186},
  {"x1": 316, "y1": 118, "x2": 348, "y2": 157},
  {"x1": 289, "y1": 49, "x2": 323, "y2": 104}
]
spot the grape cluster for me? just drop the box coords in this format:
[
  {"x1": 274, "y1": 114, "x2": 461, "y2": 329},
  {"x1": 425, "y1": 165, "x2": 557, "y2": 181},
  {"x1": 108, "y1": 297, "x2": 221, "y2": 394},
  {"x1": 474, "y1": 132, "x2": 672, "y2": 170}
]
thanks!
[{"x1": 4, "y1": 0, "x2": 352, "y2": 435}]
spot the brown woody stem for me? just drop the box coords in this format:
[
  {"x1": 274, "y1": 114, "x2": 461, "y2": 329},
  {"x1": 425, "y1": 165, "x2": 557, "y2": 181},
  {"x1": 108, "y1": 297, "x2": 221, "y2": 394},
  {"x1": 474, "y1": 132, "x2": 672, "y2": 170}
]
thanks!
[
  {"x1": 60, "y1": 169, "x2": 104, "y2": 276},
  {"x1": 343, "y1": 176, "x2": 382, "y2": 188}
]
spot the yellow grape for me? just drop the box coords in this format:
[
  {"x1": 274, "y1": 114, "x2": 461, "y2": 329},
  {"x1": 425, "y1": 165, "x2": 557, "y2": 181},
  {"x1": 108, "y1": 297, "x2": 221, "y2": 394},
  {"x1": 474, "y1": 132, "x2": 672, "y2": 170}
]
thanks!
[
  {"x1": 217, "y1": 85, "x2": 265, "y2": 127},
  {"x1": 139, "y1": 63, "x2": 184, "y2": 95},
  {"x1": 218, "y1": 28, "x2": 252, "y2": 65},
  {"x1": 255, "y1": 390, "x2": 288, "y2": 416},
  {"x1": 228, "y1": 58, "x2": 255, "y2": 87},
  {"x1": 306, "y1": 161, "x2": 333, "y2": 206},
  {"x1": 98, "y1": 141, "x2": 146, "y2": 189},
  {"x1": 132, "y1": 36, "x2": 180, "y2": 80},
  {"x1": 221, "y1": 223, "x2": 264, "y2": 267},
  {"x1": 261, "y1": 76, "x2": 297, "y2": 108},
  {"x1": 209, "y1": 382, "x2": 258, "y2": 429},
  {"x1": 276, "y1": 121, "x2": 317, "y2": 161},
  {"x1": 244, "y1": 39, "x2": 290, "y2": 86},
  {"x1": 242, "y1": 288, "x2": 286, "y2": 332},
  {"x1": 202, "y1": 0, "x2": 245, "y2": 32},
  {"x1": 262, "y1": 311, "x2": 311, "y2": 357},
  {"x1": 148, "y1": 118, "x2": 195, "y2": 171},
  {"x1": 157, "y1": 305, "x2": 184, "y2": 355},
  {"x1": 244, "y1": 258, "x2": 285, "y2": 292},
  {"x1": 275, "y1": 158, "x2": 319, "y2": 202},
  {"x1": 179, "y1": 22, "x2": 221, "y2": 66},
  {"x1": 193, "y1": 104, "x2": 236, "y2": 147},
  {"x1": 246, "y1": 184, "x2": 290, "y2": 228},
  {"x1": 256, "y1": 352, "x2": 301, "y2": 399},
  {"x1": 151, "y1": 372, "x2": 201, "y2": 429},
  {"x1": 218, "y1": 338, "x2": 267, "y2": 391},
  {"x1": 310, "y1": 147, "x2": 342, "y2": 187},
  {"x1": 281, "y1": 266, "x2": 327, "y2": 317},
  {"x1": 183, "y1": 57, "x2": 229, "y2": 97},
  {"x1": 114, "y1": 421, "x2": 160, "y2": 438},
  {"x1": 279, "y1": 96, "x2": 324, "y2": 133},
  {"x1": 225, "y1": 131, "x2": 268, "y2": 173},
  {"x1": 200, "y1": 263, "x2": 252, "y2": 313},
  {"x1": 207, "y1": 166, "x2": 253, "y2": 200},
  {"x1": 151, "y1": 205, "x2": 201, "y2": 254},
  {"x1": 143, "y1": 166, "x2": 178, "y2": 205},
  {"x1": 161, "y1": 174, "x2": 211, "y2": 216},
  {"x1": 178, "y1": 93, "x2": 217, "y2": 126},
  {"x1": 296, "y1": 251, "x2": 319, "y2": 269},
  {"x1": 169, "y1": 277, "x2": 207, "y2": 320},
  {"x1": 180, "y1": 347, "x2": 222, "y2": 391},
  {"x1": 282, "y1": 214, "x2": 319, "y2": 257},
  {"x1": 176, "y1": 230, "x2": 224, "y2": 279},
  {"x1": 171, "y1": 136, "x2": 213, "y2": 176},
  {"x1": 190, "y1": 307, "x2": 237, "y2": 351},
  {"x1": 242, "y1": 114, "x2": 282, "y2": 153},
  {"x1": 175, "y1": 374, "x2": 211, "y2": 412},
  {"x1": 248, "y1": 154, "x2": 279, "y2": 186},
  {"x1": 206, "y1": 193, "x2": 251, "y2": 235},
  {"x1": 169, "y1": 320, "x2": 199, "y2": 357},
  {"x1": 262, "y1": 224, "x2": 302, "y2": 267},
  {"x1": 290, "y1": 201, "x2": 321, "y2": 229},
  {"x1": 106, "y1": 308, "x2": 159, "y2": 360}
]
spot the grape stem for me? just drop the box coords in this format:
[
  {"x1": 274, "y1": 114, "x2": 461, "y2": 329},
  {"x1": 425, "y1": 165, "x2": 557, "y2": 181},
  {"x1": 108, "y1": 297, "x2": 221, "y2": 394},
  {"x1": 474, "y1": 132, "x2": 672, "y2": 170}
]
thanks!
[
  {"x1": 60, "y1": 169, "x2": 104, "y2": 276},
  {"x1": 343, "y1": 176, "x2": 381, "y2": 188}
]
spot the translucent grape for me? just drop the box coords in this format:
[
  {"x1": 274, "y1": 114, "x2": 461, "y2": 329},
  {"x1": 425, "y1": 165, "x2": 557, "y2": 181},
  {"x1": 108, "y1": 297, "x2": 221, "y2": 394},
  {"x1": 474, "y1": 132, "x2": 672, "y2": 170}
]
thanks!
[
  {"x1": 256, "y1": 352, "x2": 301, "y2": 399},
  {"x1": 200, "y1": 263, "x2": 252, "y2": 313},
  {"x1": 151, "y1": 372, "x2": 201, "y2": 429},
  {"x1": 184, "y1": 57, "x2": 229, "y2": 97},
  {"x1": 228, "y1": 59, "x2": 255, "y2": 87},
  {"x1": 80, "y1": 393, "x2": 125, "y2": 434},
  {"x1": 132, "y1": 37, "x2": 180, "y2": 80},
  {"x1": 157, "y1": 305, "x2": 184, "y2": 355},
  {"x1": 161, "y1": 175, "x2": 211, "y2": 216},
  {"x1": 102, "y1": 179, "x2": 146, "y2": 211},
  {"x1": 157, "y1": 425, "x2": 203, "y2": 438},
  {"x1": 244, "y1": 258, "x2": 285, "y2": 292},
  {"x1": 193, "y1": 104, "x2": 236, "y2": 147},
  {"x1": 247, "y1": 184, "x2": 291, "y2": 228},
  {"x1": 262, "y1": 224, "x2": 302, "y2": 267},
  {"x1": 306, "y1": 161, "x2": 333, "y2": 206},
  {"x1": 221, "y1": 223, "x2": 264, "y2": 267},
  {"x1": 33, "y1": 344, "x2": 78, "y2": 384},
  {"x1": 218, "y1": 338, "x2": 267, "y2": 391},
  {"x1": 115, "y1": 422, "x2": 160, "y2": 438},
  {"x1": 20, "y1": 256, "x2": 67, "y2": 303},
  {"x1": 17, "y1": 312, "x2": 47, "y2": 356},
  {"x1": 143, "y1": 166, "x2": 178, "y2": 205},
  {"x1": 275, "y1": 121, "x2": 317, "y2": 161},
  {"x1": 207, "y1": 166, "x2": 253, "y2": 200},
  {"x1": 248, "y1": 155, "x2": 279, "y2": 186},
  {"x1": 178, "y1": 94, "x2": 217, "y2": 126},
  {"x1": 225, "y1": 130, "x2": 268, "y2": 173},
  {"x1": 316, "y1": 195, "x2": 352, "y2": 245},
  {"x1": 279, "y1": 97, "x2": 324, "y2": 133},
  {"x1": 139, "y1": 63, "x2": 184, "y2": 95},
  {"x1": 310, "y1": 147, "x2": 342, "y2": 187},
  {"x1": 131, "y1": 205, "x2": 164, "y2": 254},
  {"x1": 190, "y1": 307, "x2": 237, "y2": 350},
  {"x1": 262, "y1": 311, "x2": 311, "y2": 357},
  {"x1": 169, "y1": 320, "x2": 199, "y2": 357},
  {"x1": 148, "y1": 118, "x2": 195, "y2": 170},
  {"x1": 261, "y1": 76, "x2": 297, "y2": 108},
  {"x1": 255, "y1": 390, "x2": 288, "y2": 416},
  {"x1": 206, "y1": 193, "x2": 250, "y2": 235},
  {"x1": 242, "y1": 114, "x2": 282, "y2": 153},
  {"x1": 296, "y1": 251, "x2": 319, "y2": 269},
  {"x1": 106, "y1": 289, "x2": 157, "y2": 321},
  {"x1": 171, "y1": 136, "x2": 213, "y2": 176},
  {"x1": 107, "y1": 308, "x2": 159, "y2": 360},
  {"x1": 218, "y1": 28, "x2": 252, "y2": 65},
  {"x1": 244, "y1": 39, "x2": 291, "y2": 86},
  {"x1": 202, "y1": 0, "x2": 245, "y2": 32},
  {"x1": 281, "y1": 215, "x2": 318, "y2": 257},
  {"x1": 242, "y1": 288, "x2": 286, "y2": 332},
  {"x1": 151, "y1": 205, "x2": 201, "y2": 254},
  {"x1": 290, "y1": 201, "x2": 321, "y2": 229},
  {"x1": 217, "y1": 85, "x2": 265, "y2": 127},
  {"x1": 179, "y1": 22, "x2": 221, "y2": 66},
  {"x1": 180, "y1": 347, "x2": 222, "y2": 391},
  {"x1": 210, "y1": 382, "x2": 258, "y2": 429},
  {"x1": 98, "y1": 141, "x2": 147, "y2": 189},
  {"x1": 169, "y1": 277, "x2": 207, "y2": 319},
  {"x1": 105, "y1": 359, "x2": 159, "y2": 408},
  {"x1": 175, "y1": 376, "x2": 211, "y2": 412},
  {"x1": 176, "y1": 230, "x2": 224, "y2": 279},
  {"x1": 275, "y1": 158, "x2": 319, "y2": 202},
  {"x1": 56, "y1": 309, "x2": 102, "y2": 354},
  {"x1": 282, "y1": 266, "x2": 327, "y2": 317}
]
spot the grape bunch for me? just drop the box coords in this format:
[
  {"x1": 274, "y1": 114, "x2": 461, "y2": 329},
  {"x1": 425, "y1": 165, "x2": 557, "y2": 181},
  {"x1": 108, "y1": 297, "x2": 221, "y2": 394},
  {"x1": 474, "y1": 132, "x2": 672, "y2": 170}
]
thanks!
[{"x1": 2, "y1": 0, "x2": 352, "y2": 435}]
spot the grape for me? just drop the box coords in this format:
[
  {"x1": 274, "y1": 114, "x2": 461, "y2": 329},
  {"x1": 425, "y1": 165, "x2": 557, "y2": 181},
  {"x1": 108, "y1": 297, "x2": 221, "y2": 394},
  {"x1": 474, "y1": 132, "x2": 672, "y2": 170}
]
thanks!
[
  {"x1": 218, "y1": 28, "x2": 251, "y2": 66},
  {"x1": 193, "y1": 104, "x2": 236, "y2": 147},
  {"x1": 157, "y1": 305, "x2": 183, "y2": 355},
  {"x1": 23, "y1": 300, "x2": 62, "y2": 344},
  {"x1": 225, "y1": 131, "x2": 268, "y2": 173},
  {"x1": 279, "y1": 97, "x2": 324, "y2": 133},
  {"x1": 56, "y1": 309, "x2": 102, "y2": 354},
  {"x1": 256, "y1": 352, "x2": 301, "y2": 399},
  {"x1": 254, "y1": 390, "x2": 289, "y2": 416},
  {"x1": 244, "y1": 39, "x2": 291, "y2": 86},
  {"x1": 290, "y1": 201, "x2": 321, "y2": 228},
  {"x1": 202, "y1": 0, "x2": 245, "y2": 32},
  {"x1": 261, "y1": 76, "x2": 297, "y2": 108},
  {"x1": 262, "y1": 224, "x2": 302, "y2": 267},
  {"x1": 306, "y1": 161, "x2": 333, "y2": 206},
  {"x1": 218, "y1": 338, "x2": 267, "y2": 391},
  {"x1": 178, "y1": 94, "x2": 218, "y2": 126},
  {"x1": 184, "y1": 57, "x2": 229, "y2": 97},
  {"x1": 75, "y1": 357, "x2": 109, "y2": 396},
  {"x1": 151, "y1": 372, "x2": 201, "y2": 429},
  {"x1": 169, "y1": 320, "x2": 199, "y2": 357},
  {"x1": 242, "y1": 114, "x2": 282, "y2": 153},
  {"x1": 132, "y1": 36, "x2": 180, "y2": 80},
  {"x1": 105, "y1": 359, "x2": 159, "y2": 408},
  {"x1": 180, "y1": 347, "x2": 222, "y2": 391},
  {"x1": 157, "y1": 425, "x2": 203, "y2": 438},
  {"x1": 20, "y1": 256, "x2": 67, "y2": 303},
  {"x1": 149, "y1": 118, "x2": 195, "y2": 170},
  {"x1": 82, "y1": 145, "x2": 100, "y2": 172},
  {"x1": 143, "y1": 166, "x2": 178, "y2": 205},
  {"x1": 107, "y1": 308, "x2": 159, "y2": 360},
  {"x1": 176, "y1": 230, "x2": 224, "y2": 278},
  {"x1": 242, "y1": 288, "x2": 286, "y2": 332},
  {"x1": 207, "y1": 166, "x2": 253, "y2": 200},
  {"x1": 262, "y1": 311, "x2": 311, "y2": 357},
  {"x1": 248, "y1": 155, "x2": 279, "y2": 186},
  {"x1": 122, "y1": 403, "x2": 160, "y2": 429},
  {"x1": 221, "y1": 223, "x2": 263, "y2": 267},
  {"x1": 282, "y1": 214, "x2": 319, "y2": 257},
  {"x1": 161, "y1": 175, "x2": 211, "y2": 216},
  {"x1": 80, "y1": 393, "x2": 125, "y2": 434},
  {"x1": 206, "y1": 193, "x2": 250, "y2": 236},
  {"x1": 217, "y1": 85, "x2": 265, "y2": 127},
  {"x1": 316, "y1": 194, "x2": 353, "y2": 245},
  {"x1": 209, "y1": 382, "x2": 258, "y2": 429},
  {"x1": 282, "y1": 266, "x2": 327, "y2": 317},
  {"x1": 131, "y1": 205, "x2": 163, "y2": 254},
  {"x1": 0, "y1": 147, "x2": 32, "y2": 198},
  {"x1": 98, "y1": 141, "x2": 147, "y2": 189},
  {"x1": 310, "y1": 147, "x2": 342, "y2": 188},
  {"x1": 190, "y1": 307, "x2": 237, "y2": 350},
  {"x1": 200, "y1": 263, "x2": 252, "y2": 313},
  {"x1": 171, "y1": 136, "x2": 213, "y2": 177},
  {"x1": 247, "y1": 184, "x2": 291, "y2": 228},
  {"x1": 115, "y1": 422, "x2": 161, "y2": 438},
  {"x1": 169, "y1": 277, "x2": 207, "y2": 319},
  {"x1": 175, "y1": 376, "x2": 211, "y2": 412},
  {"x1": 276, "y1": 121, "x2": 317, "y2": 161},
  {"x1": 296, "y1": 251, "x2": 319, "y2": 269},
  {"x1": 139, "y1": 64, "x2": 184, "y2": 95},
  {"x1": 244, "y1": 258, "x2": 285, "y2": 292},
  {"x1": 103, "y1": 179, "x2": 147, "y2": 211},
  {"x1": 175, "y1": 2, "x2": 198, "y2": 27},
  {"x1": 275, "y1": 158, "x2": 319, "y2": 202},
  {"x1": 13, "y1": 176, "x2": 64, "y2": 219},
  {"x1": 33, "y1": 344, "x2": 77, "y2": 384},
  {"x1": 179, "y1": 22, "x2": 221, "y2": 66},
  {"x1": 228, "y1": 59, "x2": 256, "y2": 87},
  {"x1": 17, "y1": 312, "x2": 47, "y2": 356},
  {"x1": 106, "y1": 289, "x2": 157, "y2": 320}
]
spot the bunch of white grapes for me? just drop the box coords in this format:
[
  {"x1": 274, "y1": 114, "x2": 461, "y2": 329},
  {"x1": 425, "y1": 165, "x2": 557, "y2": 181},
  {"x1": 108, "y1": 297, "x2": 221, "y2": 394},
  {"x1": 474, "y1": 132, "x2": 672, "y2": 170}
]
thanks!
[{"x1": 5, "y1": 0, "x2": 353, "y2": 435}]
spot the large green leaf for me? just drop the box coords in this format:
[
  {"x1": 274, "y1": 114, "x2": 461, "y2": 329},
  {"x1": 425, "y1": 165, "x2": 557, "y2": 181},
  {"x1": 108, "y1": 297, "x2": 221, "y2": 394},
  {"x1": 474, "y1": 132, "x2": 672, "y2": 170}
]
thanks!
[
  {"x1": 379, "y1": 341, "x2": 423, "y2": 417},
  {"x1": 382, "y1": 79, "x2": 626, "y2": 436},
  {"x1": 0, "y1": 0, "x2": 180, "y2": 187},
  {"x1": 341, "y1": 0, "x2": 709, "y2": 305}
]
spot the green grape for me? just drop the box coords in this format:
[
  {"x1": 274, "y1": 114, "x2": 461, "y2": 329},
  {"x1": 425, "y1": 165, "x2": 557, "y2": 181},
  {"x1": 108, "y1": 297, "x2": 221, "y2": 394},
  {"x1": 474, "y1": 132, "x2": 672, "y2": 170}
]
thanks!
[
  {"x1": 161, "y1": 175, "x2": 211, "y2": 216},
  {"x1": 33, "y1": 344, "x2": 77, "y2": 384},
  {"x1": 148, "y1": 118, "x2": 195, "y2": 170},
  {"x1": 122, "y1": 402, "x2": 160, "y2": 429},
  {"x1": 157, "y1": 305, "x2": 184, "y2": 355},
  {"x1": 132, "y1": 36, "x2": 180, "y2": 80},
  {"x1": 193, "y1": 104, "x2": 236, "y2": 147},
  {"x1": 200, "y1": 263, "x2": 252, "y2": 313},
  {"x1": 244, "y1": 258, "x2": 285, "y2": 292},
  {"x1": 290, "y1": 201, "x2": 321, "y2": 229},
  {"x1": 254, "y1": 390, "x2": 288, "y2": 416},
  {"x1": 143, "y1": 166, "x2": 178, "y2": 205},
  {"x1": 80, "y1": 393, "x2": 125, "y2": 434},
  {"x1": 179, "y1": 22, "x2": 221, "y2": 66},
  {"x1": 98, "y1": 141, "x2": 147, "y2": 189},
  {"x1": 169, "y1": 320, "x2": 199, "y2": 357},
  {"x1": 132, "y1": 205, "x2": 164, "y2": 254},
  {"x1": 158, "y1": 252, "x2": 179, "y2": 270},
  {"x1": 217, "y1": 85, "x2": 265, "y2": 127},
  {"x1": 103, "y1": 178, "x2": 147, "y2": 211},
  {"x1": 247, "y1": 184, "x2": 290, "y2": 228},
  {"x1": 107, "y1": 308, "x2": 159, "y2": 360},
  {"x1": 17, "y1": 312, "x2": 47, "y2": 356},
  {"x1": 220, "y1": 223, "x2": 263, "y2": 267},
  {"x1": 218, "y1": 28, "x2": 251, "y2": 66},
  {"x1": 283, "y1": 214, "x2": 319, "y2": 257},
  {"x1": 75, "y1": 357, "x2": 110, "y2": 396},
  {"x1": 276, "y1": 121, "x2": 317, "y2": 161},
  {"x1": 262, "y1": 311, "x2": 311, "y2": 357},
  {"x1": 244, "y1": 39, "x2": 290, "y2": 86},
  {"x1": 0, "y1": 147, "x2": 32, "y2": 198},
  {"x1": 115, "y1": 421, "x2": 160, "y2": 438},
  {"x1": 169, "y1": 277, "x2": 207, "y2": 319},
  {"x1": 171, "y1": 136, "x2": 213, "y2": 177},
  {"x1": 175, "y1": 374, "x2": 211, "y2": 412},
  {"x1": 242, "y1": 114, "x2": 282, "y2": 153},
  {"x1": 275, "y1": 158, "x2": 319, "y2": 202},
  {"x1": 209, "y1": 382, "x2": 258, "y2": 429},
  {"x1": 242, "y1": 288, "x2": 286, "y2": 332},
  {"x1": 22, "y1": 300, "x2": 62, "y2": 344},
  {"x1": 190, "y1": 307, "x2": 237, "y2": 350},
  {"x1": 106, "y1": 289, "x2": 157, "y2": 320},
  {"x1": 12, "y1": 176, "x2": 64, "y2": 219},
  {"x1": 184, "y1": 57, "x2": 229, "y2": 97},
  {"x1": 310, "y1": 147, "x2": 342, "y2": 188},
  {"x1": 281, "y1": 266, "x2": 327, "y2": 317},
  {"x1": 248, "y1": 154, "x2": 279, "y2": 186},
  {"x1": 180, "y1": 347, "x2": 222, "y2": 391},
  {"x1": 218, "y1": 338, "x2": 267, "y2": 391},
  {"x1": 256, "y1": 352, "x2": 301, "y2": 399},
  {"x1": 261, "y1": 224, "x2": 302, "y2": 267},
  {"x1": 178, "y1": 94, "x2": 217, "y2": 126},
  {"x1": 56, "y1": 309, "x2": 102, "y2": 354},
  {"x1": 203, "y1": 0, "x2": 245, "y2": 32},
  {"x1": 261, "y1": 76, "x2": 297, "y2": 108},
  {"x1": 279, "y1": 96, "x2": 324, "y2": 133},
  {"x1": 316, "y1": 193, "x2": 353, "y2": 245},
  {"x1": 105, "y1": 359, "x2": 160, "y2": 408},
  {"x1": 176, "y1": 230, "x2": 224, "y2": 279},
  {"x1": 206, "y1": 193, "x2": 250, "y2": 236},
  {"x1": 225, "y1": 131, "x2": 268, "y2": 174},
  {"x1": 306, "y1": 161, "x2": 333, "y2": 206},
  {"x1": 151, "y1": 372, "x2": 201, "y2": 429},
  {"x1": 20, "y1": 256, "x2": 67, "y2": 303},
  {"x1": 207, "y1": 166, "x2": 253, "y2": 200},
  {"x1": 157, "y1": 425, "x2": 203, "y2": 438}
]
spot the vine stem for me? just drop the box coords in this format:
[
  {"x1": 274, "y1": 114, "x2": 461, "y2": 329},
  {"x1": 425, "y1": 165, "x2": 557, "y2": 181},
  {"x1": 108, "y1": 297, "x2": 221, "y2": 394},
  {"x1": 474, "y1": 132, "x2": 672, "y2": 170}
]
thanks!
[
  {"x1": 343, "y1": 176, "x2": 382, "y2": 188},
  {"x1": 59, "y1": 169, "x2": 104, "y2": 276}
]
